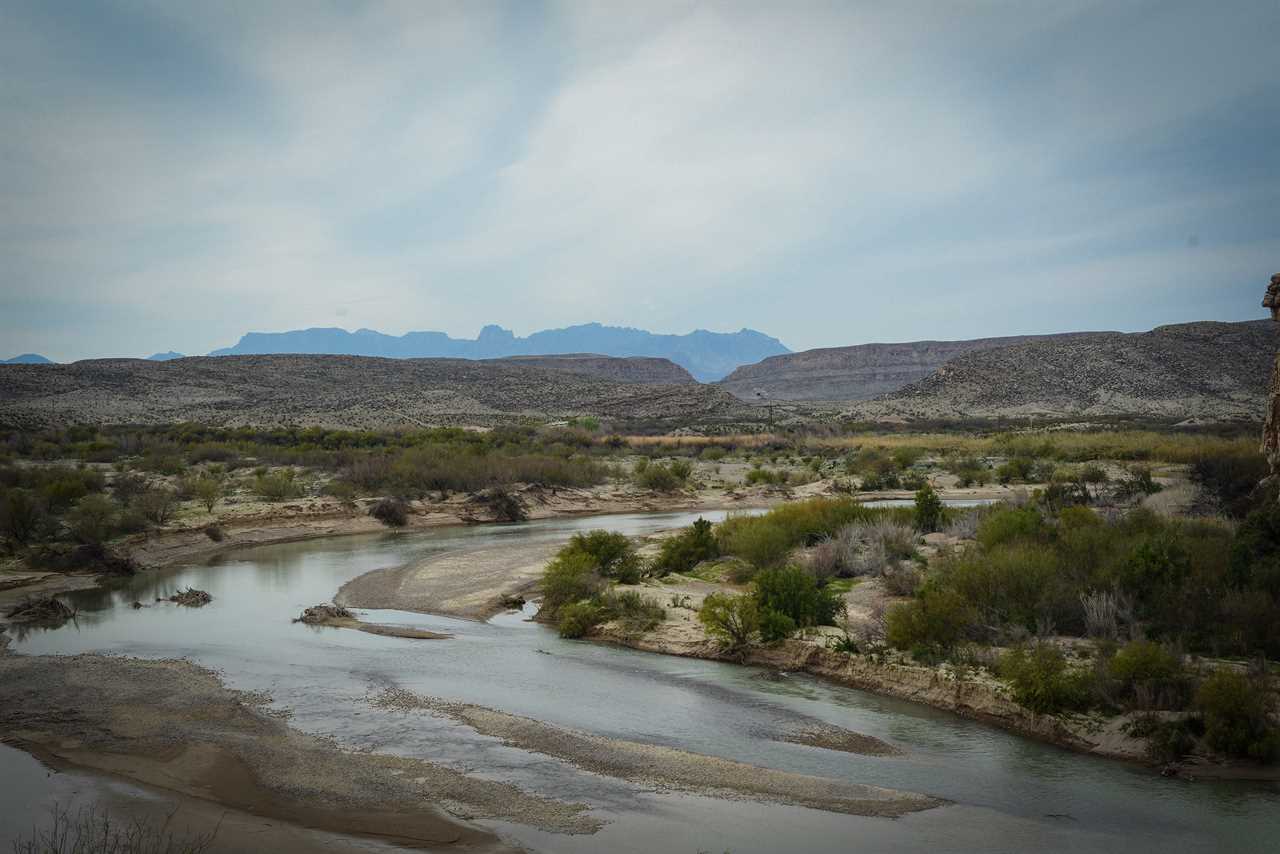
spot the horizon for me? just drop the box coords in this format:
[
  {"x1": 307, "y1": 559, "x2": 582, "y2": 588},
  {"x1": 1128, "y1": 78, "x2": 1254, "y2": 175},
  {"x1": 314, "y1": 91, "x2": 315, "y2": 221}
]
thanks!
[
  {"x1": 4, "y1": 312, "x2": 1271, "y2": 365},
  {"x1": 2, "y1": 1, "x2": 1277, "y2": 362}
]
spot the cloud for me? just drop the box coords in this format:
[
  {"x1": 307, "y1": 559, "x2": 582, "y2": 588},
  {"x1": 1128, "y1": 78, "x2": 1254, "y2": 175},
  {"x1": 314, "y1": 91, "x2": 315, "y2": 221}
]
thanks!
[{"x1": 0, "y1": 0, "x2": 1276, "y2": 361}]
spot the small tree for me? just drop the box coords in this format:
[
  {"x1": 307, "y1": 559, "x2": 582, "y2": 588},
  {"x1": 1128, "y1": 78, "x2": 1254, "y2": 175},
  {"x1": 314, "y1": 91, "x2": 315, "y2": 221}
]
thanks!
[
  {"x1": 0, "y1": 488, "x2": 46, "y2": 545},
  {"x1": 698, "y1": 593, "x2": 760, "y2": 650},
  {"x1": 66, "y1": 494, "x2": 118, "y2": 545},
  {"x1": 914, "y1": 483, "x2": 944, "y2": 533},
  {"x1": 193, "y1": 476, "x2": 223, "y2": 514},
  {"x1": 370, "y1": 497, "x2": 408, "y2": 528},
  {"x1": 135, "y1": 488, "x2": 178, "y2": 526}
]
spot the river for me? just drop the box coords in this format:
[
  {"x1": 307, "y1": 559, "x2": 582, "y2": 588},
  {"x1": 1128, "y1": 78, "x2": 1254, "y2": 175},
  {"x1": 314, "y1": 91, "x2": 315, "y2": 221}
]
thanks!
[{"x1": 2, "y1": 509, "x2": 1277, "y2": 853}]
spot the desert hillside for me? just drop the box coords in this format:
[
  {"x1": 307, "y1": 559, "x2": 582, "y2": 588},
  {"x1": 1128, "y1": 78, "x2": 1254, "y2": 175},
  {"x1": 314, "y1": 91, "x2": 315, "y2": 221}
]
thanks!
[
  {"x1": 848, "y1": 320, "x2": 1272, "y2": 420},
  {"x1": 0, "y1": 355, "x2": 753, "y2": 429},
  {"x1": 491, "y1": 354, "x2": 696, "y2": 384},
  {"x1": 718, "y1": 333, "x2": 1089, "y2": 401}
]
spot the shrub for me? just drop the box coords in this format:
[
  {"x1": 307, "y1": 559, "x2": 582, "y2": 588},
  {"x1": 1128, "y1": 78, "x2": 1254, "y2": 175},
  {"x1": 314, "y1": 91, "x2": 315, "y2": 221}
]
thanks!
[
  {"x1": 759, "y1": 608, "x2": 797, "y2": 643},
  {"x1": 134, "y1": 488, "x2": 178, "y2": 525},
  {"x1": 474, "y1": 486, "x2": 527, "y2": 521},
  {"x1": 1194, "y1": 670, "x2": 1279, "y2": 762},
  {"x1": 977, "y1": 506, "x2": 1045, "y2": 549},
  {"x1": 885, "y1": 587, "x2": 975, "y2": 653},
  {"x1": 370, "y1": 497, "x2": 408, "y2": 528},
  {"x1": 539, "y1": 551, "x2": 600, "y2": 618},
  {"x1": 914, "y1": 484, "x2": 943, "y2": 533},
  {"x1": 557, "y1": 601, "x2": 603, "y2": 638},
  {"x1": 1108, "y1": 640, "x2": 1190, "y2": 710},
  {"x1": 652, "y1": 518, "x2": 719, "y2": 575},
  {"x1": 635, "y1": 462, "x2": 684, "y2": 492},
  {"x1": 999, "y1": 643, "x2": 1094, "y2": 714},
  {"x1": 191, "y1": 476, "x2": 223, "y2": 513},
  {"x1": 568, "y1": 530, "x2": 634, "y2": 576},
  {"x1": 254, "y1": 471, "x2": 301, "y2": 502},
  {"x1": 745, "y1": 467, "x2": 787, "y2": 486},
  {"x1": 753, "y1": 565, "x2": 840, "y2": 628},
  {"x1": 66, "y1": 494, "x2": 118, "y2": 545},
  {"x1": 997, "y1": 457, "x2": 1036, "y2": 484},
  {"x1": 698, "y1": 593, "x2": 760, "y2": 649},
  {"x1": 0, "y1": 488, "x2": 47, "y2": 544},
  {"x1": 324, "y1": 479, "x2": 359, "y2": 506},
  {"x1": 1127, "y1": 714, "x2": 1196, "y2": 763},
  {"x1": 598, "y1": 589, "x2": 665, "y2": 633}
]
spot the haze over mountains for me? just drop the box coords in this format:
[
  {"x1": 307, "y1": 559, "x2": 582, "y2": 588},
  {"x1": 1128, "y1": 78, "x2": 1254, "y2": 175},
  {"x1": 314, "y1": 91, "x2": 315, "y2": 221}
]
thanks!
[{"x1": 208, "y1": 323, "x2": 788, "y2": 382}]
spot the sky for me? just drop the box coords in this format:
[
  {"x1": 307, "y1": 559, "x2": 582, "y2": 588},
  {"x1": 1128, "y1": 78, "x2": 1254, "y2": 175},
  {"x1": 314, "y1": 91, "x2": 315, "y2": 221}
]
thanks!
[{"x1": 1, "y1": 0, "x2": 1278, "y2": 362}]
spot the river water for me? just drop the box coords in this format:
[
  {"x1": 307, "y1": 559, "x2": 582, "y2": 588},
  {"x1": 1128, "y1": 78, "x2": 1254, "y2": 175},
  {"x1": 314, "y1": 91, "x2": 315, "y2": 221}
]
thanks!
[{"x1": 3, "y1": 509, "x2": 1277, "y2": 853}]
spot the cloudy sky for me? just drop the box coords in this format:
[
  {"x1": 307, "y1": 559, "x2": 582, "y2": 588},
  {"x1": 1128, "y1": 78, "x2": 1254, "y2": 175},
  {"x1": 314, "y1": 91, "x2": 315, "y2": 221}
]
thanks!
[{"x1": 2, "y1": 0, "x2": 1277, "y2": 361}]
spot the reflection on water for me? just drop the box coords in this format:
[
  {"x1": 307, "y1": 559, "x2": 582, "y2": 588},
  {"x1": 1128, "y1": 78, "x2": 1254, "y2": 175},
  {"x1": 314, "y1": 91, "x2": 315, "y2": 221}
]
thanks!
[{"x1": 4, "y1": 508, "x2": 1278, "y2": 854}]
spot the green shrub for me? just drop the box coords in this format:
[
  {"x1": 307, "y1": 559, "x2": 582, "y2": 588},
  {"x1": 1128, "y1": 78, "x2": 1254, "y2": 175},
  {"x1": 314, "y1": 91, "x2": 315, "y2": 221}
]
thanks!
[
  {"x1": 66, "y1": 494, "x2": 118, "y2": 545},
  {"x1": 567, "y1": 530, "x2": 633, "y2": 575},
  {"x1": 635, "y1": 462, "x2": 685, "y2": 492},
  {"x1": 977, "y1": 506, "x2": 1045, "y2": 549},
  {"x1": 759, "y1": 608, "x2": 797, "y2": 643},
  {"x1": 1126, "y1": 714, "x2": 1196, "y2": 763},
  {"x1": 999, "y1": 643, "x2": 1094, "y2": 714},
  {"x1": 557, "y1": 601, "x2": 603, "y2": 638},
  {"x1": 996, "y1": 457, "x2": 1035, "y2": 484},
  {"x1": 540, "y1": 551, "x2": 600, "y2": 618},
  {"x1": 885, "y1": 587, "x2": 976, "y2": 653},
  {"x1": 191, "y1": 476, "x2": 223, "y2": 513},
  {"x1": 598, "y1": 589, "x2": 665, "y2": 633},
  {"x1": 1108, "y1": 640, "x2": 1182, "y2": 685},
  {"x1": 1194, "y1": 670, "x2": 1279, "y2": 762},
  {"x1": 914, "y1": 484, "x2": 943, "y2": 533},
  {"x1": 753, "y1": 565, "x2": 840, "y2": 628},
  {"x1": 745, "y1": 466, "x2": 787, "y2": 486},
  {"x1": 698, "y1": 593, "x2": 760, "y2": 649},
  {"x1": 653, "y1": 518, "x2": 719, "y2": 575},
  {"x1": 254, "y1": 471, "x2": 302, "y2": 501}
]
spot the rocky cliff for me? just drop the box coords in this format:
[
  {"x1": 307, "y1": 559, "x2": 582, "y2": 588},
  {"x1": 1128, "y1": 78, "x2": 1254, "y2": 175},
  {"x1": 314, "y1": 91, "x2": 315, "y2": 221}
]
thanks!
[
  {"x1": 848, "y1": 320, "x2": 1271, "y2": 421},
  {"x1": 1263, "y1": 274, "x2": 1280, "y2": 473}
]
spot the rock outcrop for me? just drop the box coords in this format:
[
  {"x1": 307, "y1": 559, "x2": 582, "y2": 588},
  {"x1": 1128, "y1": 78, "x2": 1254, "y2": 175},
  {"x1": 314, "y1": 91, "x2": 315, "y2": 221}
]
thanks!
[{"x1": 1263, "y1": 274, "x2": 1280, "y2": 474}]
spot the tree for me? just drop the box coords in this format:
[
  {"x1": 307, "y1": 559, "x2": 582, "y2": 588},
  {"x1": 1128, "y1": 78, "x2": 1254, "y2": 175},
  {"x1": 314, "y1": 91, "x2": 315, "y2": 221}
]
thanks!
[
  {"x1": 370, "y1": 497, "x2": 408, "y2": 528},
  {"x1": 67, "y1": 494, "x2": 118, "y2": 545},
  {"x1": 698, "y1": 593, "x2": 760, "y2": 650},
  {"x1": 135, "y1": 488, "x2": 179, "y2": 526},
  {"x1": 753, "y1": 565, "x2": 840, "y2": 628},
  {"x1": 192, "y1": 476, "x2": 223, "y2": 514},
  {"x1": 0, "y1": 488, "x2": 46, "y2": 544},
  {"x1": 914, "y1": 483, "x2": 944, "y2": 533}
]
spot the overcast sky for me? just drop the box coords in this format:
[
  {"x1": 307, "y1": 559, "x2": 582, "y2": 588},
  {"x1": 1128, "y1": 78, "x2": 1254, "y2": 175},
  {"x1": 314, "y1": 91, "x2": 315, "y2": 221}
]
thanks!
[{"x1": 2, "y1": 0, "x2": 1277, "y2": 361}]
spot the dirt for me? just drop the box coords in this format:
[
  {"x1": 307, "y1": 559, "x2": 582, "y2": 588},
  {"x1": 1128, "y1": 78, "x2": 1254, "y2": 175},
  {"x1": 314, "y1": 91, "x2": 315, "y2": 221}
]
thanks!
[
  {"x1": 338, "y1": 541, "x2": 565, "y2": 620},
  {"x1": 0, "y1": 652, "x2": 601, "y2": 847},
  {"x1": 368, "y1": 688, "x2": 941, "y2": 818}
]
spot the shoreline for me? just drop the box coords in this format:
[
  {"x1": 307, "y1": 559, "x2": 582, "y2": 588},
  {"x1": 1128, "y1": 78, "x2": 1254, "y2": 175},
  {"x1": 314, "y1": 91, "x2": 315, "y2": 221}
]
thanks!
[{"x1": 591, "y1": 628, "x2": 1280, "y2": 783}]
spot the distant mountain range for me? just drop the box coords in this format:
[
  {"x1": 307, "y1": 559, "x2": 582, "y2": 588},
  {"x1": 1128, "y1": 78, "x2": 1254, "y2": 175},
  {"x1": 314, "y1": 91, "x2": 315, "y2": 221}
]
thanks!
[
  {"x1": 2, "y1": 354, "x2": 52, "y2": 364},
  {"x1": 147, "y1": 351, "x2": 184, "y2": 361},
  {"x1": 207, "y1": 323, "x2": 788, "y2": 382}
]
